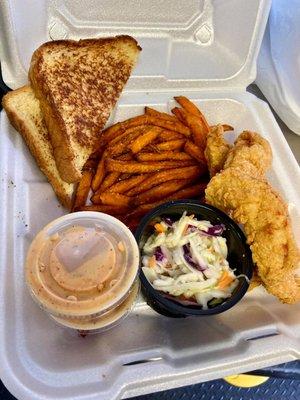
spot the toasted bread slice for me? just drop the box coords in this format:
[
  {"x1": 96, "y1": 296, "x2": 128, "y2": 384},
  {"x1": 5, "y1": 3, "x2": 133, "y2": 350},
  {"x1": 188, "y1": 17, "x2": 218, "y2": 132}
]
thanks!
[
  {"x1": 2, "y1": 86, "x2": 74, "y2": 209},
  {"x1": 29, "y1": 36, "x2": 141, "y2": 183}
]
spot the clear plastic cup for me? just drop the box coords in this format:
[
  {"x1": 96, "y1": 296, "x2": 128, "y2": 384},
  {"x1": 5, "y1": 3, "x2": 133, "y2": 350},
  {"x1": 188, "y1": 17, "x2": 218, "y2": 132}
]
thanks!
[
  {"x1": 26, "y1": 211, "x2": 140, "y2": 331},
  {"x1": 51, "y1": 281, "x2": 140, "y2": 334}
]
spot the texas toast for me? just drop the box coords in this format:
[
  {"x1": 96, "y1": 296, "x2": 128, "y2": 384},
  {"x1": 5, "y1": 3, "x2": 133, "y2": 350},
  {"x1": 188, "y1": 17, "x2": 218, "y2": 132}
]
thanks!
[
  {"x1": 2, "y1": 86, "x2": 74, "y2": 208},
  {"x1": 29, "y1": 36, "x2": 141, "y2": 183}
]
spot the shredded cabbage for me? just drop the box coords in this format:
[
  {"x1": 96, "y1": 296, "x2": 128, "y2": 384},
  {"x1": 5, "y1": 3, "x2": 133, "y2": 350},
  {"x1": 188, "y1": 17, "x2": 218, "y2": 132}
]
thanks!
[{"x1": 142, "y1": 212, "x2": 246, "y2": 309}]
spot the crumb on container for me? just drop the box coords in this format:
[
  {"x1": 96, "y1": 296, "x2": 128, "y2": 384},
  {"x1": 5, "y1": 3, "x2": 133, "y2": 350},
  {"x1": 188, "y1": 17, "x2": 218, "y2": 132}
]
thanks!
[
  {"x1": 118, "y1": 241, "x2": 125, "y2": 252},
  {"x1": 67, "y1": 295, "x2": 77, "y2": 301}
]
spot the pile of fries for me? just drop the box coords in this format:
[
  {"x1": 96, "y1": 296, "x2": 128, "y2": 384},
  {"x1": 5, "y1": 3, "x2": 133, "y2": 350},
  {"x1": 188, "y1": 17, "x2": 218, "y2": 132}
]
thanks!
[{"x1": 72, "y1": 96, "x2": 230, "y2": 230}]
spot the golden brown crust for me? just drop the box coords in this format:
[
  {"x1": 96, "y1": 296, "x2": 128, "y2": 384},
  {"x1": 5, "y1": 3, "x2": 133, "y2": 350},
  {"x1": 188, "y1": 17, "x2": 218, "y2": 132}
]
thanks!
[
  {"x1": 2, "y1": 86, "x2": 75, "y2": 209},
  {"x1": 205, "y1": 131, "x2": 300, "y2": 304},
  {"x1": 31, "y1": 36, "x2": 142, "y2": 53},
  {"x1": 29, "y1": 36, "x2": 141, "y2": 183},
  {"x1": 29, "y1": 66, "x2": 81, "y2": 183}
]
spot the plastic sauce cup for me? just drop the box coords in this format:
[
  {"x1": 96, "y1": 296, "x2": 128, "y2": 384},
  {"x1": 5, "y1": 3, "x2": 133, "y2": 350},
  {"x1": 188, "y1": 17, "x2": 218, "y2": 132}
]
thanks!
[{"x1": 26, "y1": 211, "x2": 140, "y2": 332}]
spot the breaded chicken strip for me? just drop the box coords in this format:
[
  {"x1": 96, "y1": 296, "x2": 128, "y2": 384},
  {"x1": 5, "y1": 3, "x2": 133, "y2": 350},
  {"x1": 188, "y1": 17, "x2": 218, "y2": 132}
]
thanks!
[
  {"x1": 204, "y1": 125, "x2": 231, "y2": 176},
  {"x1": 205, "y1": 131, "x2": 300, "y2": 303},
  {"x1": 224, "y1": 131, "x2": 272, "y2": 178}
]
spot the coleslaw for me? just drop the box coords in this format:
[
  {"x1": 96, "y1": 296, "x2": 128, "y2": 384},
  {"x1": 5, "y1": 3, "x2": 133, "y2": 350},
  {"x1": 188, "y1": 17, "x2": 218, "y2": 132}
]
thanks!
[{"x1": 142, "y1": 212, "x2": 247, "y2": 309}]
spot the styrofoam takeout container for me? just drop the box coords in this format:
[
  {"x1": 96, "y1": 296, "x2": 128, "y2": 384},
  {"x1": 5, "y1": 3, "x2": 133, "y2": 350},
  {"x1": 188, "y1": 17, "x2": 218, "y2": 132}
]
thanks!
[
  {"x1": 0, "y1": 1, "x2": 299, "y2": 400},
  {"x1": 257, "y1": 0, "x2": 300, "y2": 135}
]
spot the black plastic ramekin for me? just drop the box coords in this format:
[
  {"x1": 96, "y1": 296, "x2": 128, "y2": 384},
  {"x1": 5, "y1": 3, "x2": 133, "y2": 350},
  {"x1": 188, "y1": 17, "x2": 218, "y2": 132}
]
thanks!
[{"x1": 135, "y1": 200, "x2": 253, "y2": 318}]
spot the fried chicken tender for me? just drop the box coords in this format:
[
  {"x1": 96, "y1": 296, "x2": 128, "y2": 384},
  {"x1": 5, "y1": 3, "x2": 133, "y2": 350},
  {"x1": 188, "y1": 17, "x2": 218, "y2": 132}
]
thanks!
[
  {"x1": 205, "y1": 131, "x2": 300, "y2": 303},
  {"x1": 224, "y1": 131, "x2": 272, "y2": 178},
  {"x1": 204, "y1": 125, "x2": 231, "y2": 176}
]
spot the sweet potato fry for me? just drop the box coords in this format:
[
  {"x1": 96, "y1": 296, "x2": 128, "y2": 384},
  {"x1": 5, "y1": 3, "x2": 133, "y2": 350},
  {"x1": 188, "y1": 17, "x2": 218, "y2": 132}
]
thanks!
[
  {"x1": 75, "y1": 204, "x2": 129, "y2": 214},
  {"x1": 184, "y1": 140, "x2": 207, "y2": 165},
  {"x1": 79, "y1": 98, "x2": 216, "y2": 224},
  {"x1": 126, "y1": 165, "x2": 202, "y2": 196},
  {"x1": 102, "y1": 115, "x2": 190, "y2": 144},
  {"x1": 82, "y1": 158, "x2": 98, "y2": 172},
  {"x1": 166, "y1": 182, "x2": 207, "y2": 198},
  {"x1": 174, "y1": 96, "x2": 210, "y2": 132},
  {"x1": 148, "y1": 117, "x2": 190, "y2": 136},
  {"x1": 72, "y1": 170, "x2": 93, "y2": 211},
  {"x1": 97, "y1": 192, "x2": 132, "y2": 207},
  {"x1": 107, "y1": 127, "x2": 144, "y2": 157},
  {"x1": 95, "y1": 172, "x2": 120, "y2": 194},
  {"x1": 153, "y1": 139, "x2": 186, "y2": 151},
  {"x1": 101, "y1": 123, "x2": 125, "y2": 145},
  {"x1": 101, "y1": 115, "x2": 151, "y2": 145},
  {"x1": 106, "y1": 174, "x2": 147, "y2": 194},
  {"x1": 144, "y1": 159, "x2": 194, "y2": 167},
  {"x1": 83, "y1": 149, "x2": 102, "y2": 171},
  {"x1": 90, "y1": 192, "x2": 100, "y2": 204},
  {"x1": 125, "y1": 203, "x2": 156, "y2": 220},
  {"x1": 119, "y1": 173, "x2": 131, "y2": 180},
  {"x1": 158, "y1": 130, "x2": 184, "y2": 142},
  {"x1": 174, "y1": 96, "x2": 202, "y2": 117},
  {"x1": 130, "y1": 127, "x2": 162, "y2": 154},
  {"x1": 126, "y1": 199, "x2": 180, "y2": 221},
  {"x1": 91, "y1": 152, "x2": 106, "y2": 192},
  {"x1": 171, "y1": 107, "x2": 185, "y2": 123},
  {"x1": 117, "y1": 153, "x2": 133, "y2": 161},
  {"x1": 145, "y1": 107, "x2": 178, "y2": 122},
  {"x1": 91, "y1": 180, "x2": 134, "y2": 204},
  {"x1": 108, "y1": 125, "x2": 151, "y2": 148},
  {"x1": 89, "y1": 147, "x2": 104, "y2": 161},
  {"x1": 134, "y1": 179, "x2": 190, "y2": 205},
  {"x1": 136, "y1": 151, "x2": 192, "y2": 162},
  {"x1": 173, "y1": 107, "x2": 207, "y2": 148},
  {"x1": 126, "y1": 182, "x2": 207, "y2": 220},
  {"x1": 106, "y1": 159, "x2": 193, "y2": 174}
]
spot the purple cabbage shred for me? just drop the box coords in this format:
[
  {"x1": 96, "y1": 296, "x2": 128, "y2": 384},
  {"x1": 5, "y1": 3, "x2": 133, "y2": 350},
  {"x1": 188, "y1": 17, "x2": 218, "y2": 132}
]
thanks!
[
  {"x1": 154, "y1": 246, "x2": 165, "y2": 262},
  {"x1": 188, "y1": 224, "x2": 225, "y2": 236},
  {"x1": 187, "y1": 224, "x2": 197, "y2": 232},
  {"x1": 161, "y1": 217, "x2": 173, "y2": 227},
  {"x1": 183, "y1": 244, "x2": 206, "y2": 271},
  {"x1": 206, "y1": 224, "x2": 225, "y2": 236}
]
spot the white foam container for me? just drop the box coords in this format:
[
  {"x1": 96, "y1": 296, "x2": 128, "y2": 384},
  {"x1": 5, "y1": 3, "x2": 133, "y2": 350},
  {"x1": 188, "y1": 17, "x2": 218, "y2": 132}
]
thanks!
[
  {"x1": 257, "y1": 0, "x2": 300, "y2": 135},
  {"x1": 0, "y1": 1, "x2": 299, "y2": 400}
]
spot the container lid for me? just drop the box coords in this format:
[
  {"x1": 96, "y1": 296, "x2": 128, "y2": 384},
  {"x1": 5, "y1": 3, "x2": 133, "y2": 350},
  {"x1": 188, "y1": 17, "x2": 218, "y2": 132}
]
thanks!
[
  {"x1": 0, "y1": 0, "x2": 271, "y2": 91},
  {"x1": 256, "y1": 0, "x2": 300, "y2": 135},
  {"x1": 51, "y1": 281, "x2": 140, "y2": 332},
  {"x1": 26, "y1": 212, "x2": 140, "y2": 318}
]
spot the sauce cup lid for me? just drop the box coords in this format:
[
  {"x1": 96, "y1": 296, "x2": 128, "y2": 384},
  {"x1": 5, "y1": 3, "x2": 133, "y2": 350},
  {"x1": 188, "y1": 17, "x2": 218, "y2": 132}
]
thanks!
[
  {"x1": 51, "y1": 281, "x2": 140, "y2": 333},
  {"x1": 26, "y1": 212, "x2": 140, "y2": 319}
]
